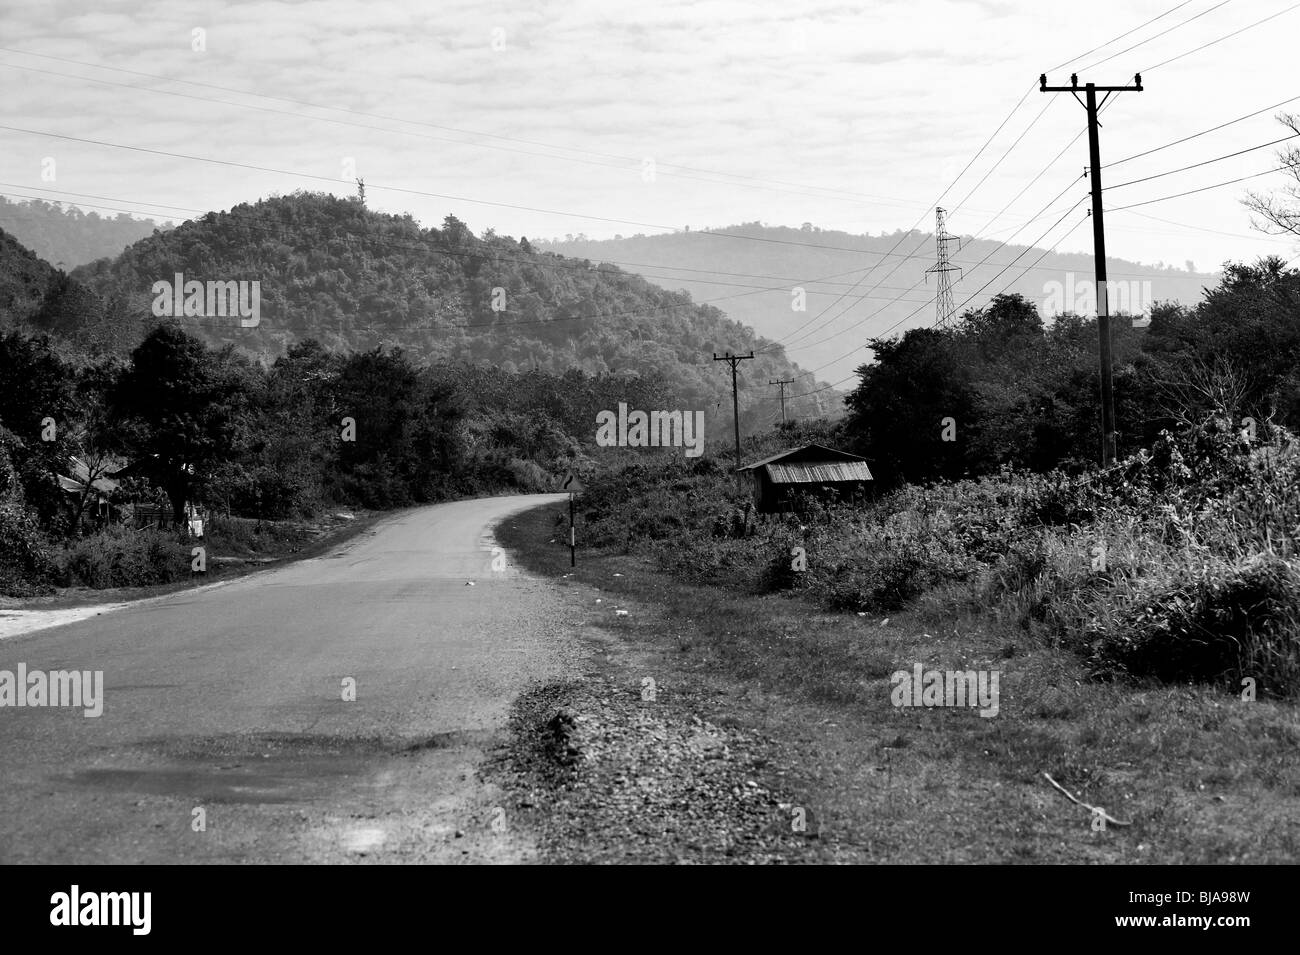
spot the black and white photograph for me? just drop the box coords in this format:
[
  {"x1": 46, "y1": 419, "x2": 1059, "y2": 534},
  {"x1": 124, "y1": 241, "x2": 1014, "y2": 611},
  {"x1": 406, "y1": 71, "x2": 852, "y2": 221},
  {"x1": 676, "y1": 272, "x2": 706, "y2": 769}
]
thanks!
[{"x1": 0, "y1": 0, "x2": 1294, "y2": 921}]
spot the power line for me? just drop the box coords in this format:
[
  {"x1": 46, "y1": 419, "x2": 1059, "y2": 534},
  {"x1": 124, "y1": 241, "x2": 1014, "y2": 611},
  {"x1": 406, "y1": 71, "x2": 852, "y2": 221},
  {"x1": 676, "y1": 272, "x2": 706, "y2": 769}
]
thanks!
[
  {"x1": 0, "y1": 50, "x2": 960, "y2": 215},
  {"x1": 1142, "y1": 1, "x2": 1300, "y2": 72},
  {"x1": 781, "y1": 215, "x2": 1093, "y2": 406},
  {"x1": 0, "y1": 182, "x2": 932, "y2": 295},
  {"x1": 778, "y1": 171, "x2": 1087, "y2": 357},
  {"x1": 0, "y1": 186, "x2": 875, "y2": 350},
  {"x1": 0, "y1": 121, "x2": 1097, "y2": 268},
  {"x1": 0, "y1": 181, "x2": 1173, "y2": 283},
  {"x1": 0, "y1": 0, "x2": 1221, "y2": 214},
  {"x1": 1046, "y1": 1, "x2": 1196, "y2": 72},
  {"x1": 1105, "y1": 164, "x2": 1293, "y2": 212},
  {"x1": 765, "y1": 81, "x2": 1042, "y2": 350},
  {"x1": 1111, "y1": 205, "x2": 1295, "y2": 243},
  {"x1": 921, "y1": 216, "x2": 1093, "y2": 338},
  {"x1": 1077, "y1": 0, "x2": 1234, "y2": 72},
  {"x1": 795, "y1": 197, "x2": 1089, "y2": 362},
  {"x1": 766, "y1": 96, "x2": 1122, "y2": 356},
  {"x1": 1105, "y1": 91, "x2": 1300, "y2": 168},
  {"x1": 1104, "y1": 134, "x2": 1300, "y2": 190}
]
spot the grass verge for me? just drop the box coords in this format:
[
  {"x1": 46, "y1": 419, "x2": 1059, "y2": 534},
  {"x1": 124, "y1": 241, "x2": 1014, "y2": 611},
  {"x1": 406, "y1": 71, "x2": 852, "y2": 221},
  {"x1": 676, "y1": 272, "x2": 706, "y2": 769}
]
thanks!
[
  {"x1": 0, "y1": 510, "x2": 386, "y2": 611},
  {"x1": 494, "y1": 501, "x2": 1300, "y2": 864}
]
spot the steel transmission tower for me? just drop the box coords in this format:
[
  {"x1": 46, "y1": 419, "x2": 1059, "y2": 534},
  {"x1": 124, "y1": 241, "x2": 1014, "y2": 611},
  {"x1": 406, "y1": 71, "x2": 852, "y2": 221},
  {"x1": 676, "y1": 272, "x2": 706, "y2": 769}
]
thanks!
[{"x1": 925, "y1": 207, "x2": 962, "y2": 328}]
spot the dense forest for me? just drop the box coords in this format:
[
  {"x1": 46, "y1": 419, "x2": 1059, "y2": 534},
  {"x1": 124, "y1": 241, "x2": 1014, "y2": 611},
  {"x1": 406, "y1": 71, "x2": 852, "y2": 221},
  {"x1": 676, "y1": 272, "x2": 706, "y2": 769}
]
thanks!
[
  {"x1": 53, "y1": 192, "x2": 835, "y2": 428},
  {"x1": 0, "y1": 321, "x2": 675, "y2": 594}
]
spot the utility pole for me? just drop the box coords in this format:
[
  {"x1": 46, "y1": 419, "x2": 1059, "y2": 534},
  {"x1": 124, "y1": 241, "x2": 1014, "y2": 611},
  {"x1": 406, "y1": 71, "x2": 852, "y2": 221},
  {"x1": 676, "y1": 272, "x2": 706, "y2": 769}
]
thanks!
[
  {"x1": 713, "y1": 351, "x2": 754, "y2": 482},
  {"x1": 924, "y1": 207, "x2": 962, "y2": 328},
  {"x1": 1040, "y1": 71, "x2": 1143, "y2": 467},
  {"x1": 769, "y1": 377, "x2": 795, "y2": 425}
]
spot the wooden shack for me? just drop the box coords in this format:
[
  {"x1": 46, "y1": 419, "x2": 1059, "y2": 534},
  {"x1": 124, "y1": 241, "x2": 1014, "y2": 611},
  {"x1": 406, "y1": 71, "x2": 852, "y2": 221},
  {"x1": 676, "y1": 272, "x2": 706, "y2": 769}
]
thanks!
[{"x1": 738, "y1": 443, "x2": 874, "y2": 513}]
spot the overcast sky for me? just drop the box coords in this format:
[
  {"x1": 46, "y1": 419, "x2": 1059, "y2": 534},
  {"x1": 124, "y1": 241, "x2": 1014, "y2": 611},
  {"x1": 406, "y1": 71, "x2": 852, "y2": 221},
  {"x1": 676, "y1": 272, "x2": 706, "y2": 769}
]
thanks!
[{"x1": 2, "y1": 0, "x2": 1298, "y2": 274}]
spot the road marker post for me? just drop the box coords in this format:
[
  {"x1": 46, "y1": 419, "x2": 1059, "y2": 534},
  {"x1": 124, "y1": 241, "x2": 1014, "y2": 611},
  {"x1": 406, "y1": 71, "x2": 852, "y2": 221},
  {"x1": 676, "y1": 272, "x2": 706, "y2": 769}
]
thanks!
[{"x1": 561, "y1": 472, "x2": 583, "y2": 567}]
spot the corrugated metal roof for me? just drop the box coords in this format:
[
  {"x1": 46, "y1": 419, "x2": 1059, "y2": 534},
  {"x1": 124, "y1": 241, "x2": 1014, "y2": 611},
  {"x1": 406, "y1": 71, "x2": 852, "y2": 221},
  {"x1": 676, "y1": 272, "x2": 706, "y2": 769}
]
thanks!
[
  {"x1": 57, "y1": 472, "x2": 119, "y2": 495},
  {"x1": 765, "y1": 461, "x2": 873, "y2": 484},
  {"x1": 740, "y1": 443, "x2": 870, "y2": 470}
]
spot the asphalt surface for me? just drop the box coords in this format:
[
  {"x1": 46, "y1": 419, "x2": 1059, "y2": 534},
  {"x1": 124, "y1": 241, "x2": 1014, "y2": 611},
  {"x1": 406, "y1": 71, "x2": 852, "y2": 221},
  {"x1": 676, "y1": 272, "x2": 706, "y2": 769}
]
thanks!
[{"x1": 0, "y1": 493, "x2": 577, "y2": 864}]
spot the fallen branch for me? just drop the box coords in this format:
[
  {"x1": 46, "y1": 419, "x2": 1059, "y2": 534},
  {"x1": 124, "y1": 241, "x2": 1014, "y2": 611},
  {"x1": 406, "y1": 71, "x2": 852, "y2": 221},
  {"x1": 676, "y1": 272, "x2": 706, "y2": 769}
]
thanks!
[{"x1": 1043, "y1": 772, "x2": 1132, "y2": 827}]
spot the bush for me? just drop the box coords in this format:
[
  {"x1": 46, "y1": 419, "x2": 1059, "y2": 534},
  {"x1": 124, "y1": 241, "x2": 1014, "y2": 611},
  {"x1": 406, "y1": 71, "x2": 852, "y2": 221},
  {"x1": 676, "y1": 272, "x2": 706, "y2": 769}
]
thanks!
[
  {"x1": 0, "y1": 498, "x2": 55, "y2": 595},
  {"x1": 758, "y1": 528, "x2": 806, "y2": 593},
  {"x1": 505, "y1": 457, "x2": 552, "y2": 491},
  {"x1": 1091, "y1": 552, "x2": 1300, "y2": 694},
  {"x1": 55, "y1": 526, "x2": 189, "y2": 588}
]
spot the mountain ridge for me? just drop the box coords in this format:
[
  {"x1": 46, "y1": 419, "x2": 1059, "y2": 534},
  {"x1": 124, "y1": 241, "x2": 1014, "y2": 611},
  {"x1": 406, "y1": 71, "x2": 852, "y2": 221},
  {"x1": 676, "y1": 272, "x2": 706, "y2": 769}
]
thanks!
[
  {"x1": 2, "y1": 192, "x2": 839, "y2": 437},
  {"x1": 537, "y1": 221, "x2": 1226, "y2": 387}
]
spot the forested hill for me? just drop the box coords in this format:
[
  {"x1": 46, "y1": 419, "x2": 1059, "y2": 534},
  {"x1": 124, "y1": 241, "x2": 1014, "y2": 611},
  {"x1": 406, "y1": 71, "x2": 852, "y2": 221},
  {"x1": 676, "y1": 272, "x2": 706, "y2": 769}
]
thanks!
[
  {"x1": 68, "y1": 192, "x2": 837, "y2": 423},
  {"x1": 0, "y1": 226, "x2": 61, "y2": 325},
  {"x1": 0, "y1": 197, "x2": 168, "y2": 269}
]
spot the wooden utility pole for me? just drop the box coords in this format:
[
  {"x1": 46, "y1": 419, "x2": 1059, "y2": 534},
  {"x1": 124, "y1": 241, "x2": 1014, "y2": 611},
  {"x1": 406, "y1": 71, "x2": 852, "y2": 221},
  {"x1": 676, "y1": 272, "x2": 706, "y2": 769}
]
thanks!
[
  {"x1": 1040, "y1": 72, "x2": 1143, "y2": 467},
  {"x1": 713, "y1": 351, "x2": 754, "y2": 482},
  {"x1": 769, "y1": 377, "x2": 795, "y2": 425}
]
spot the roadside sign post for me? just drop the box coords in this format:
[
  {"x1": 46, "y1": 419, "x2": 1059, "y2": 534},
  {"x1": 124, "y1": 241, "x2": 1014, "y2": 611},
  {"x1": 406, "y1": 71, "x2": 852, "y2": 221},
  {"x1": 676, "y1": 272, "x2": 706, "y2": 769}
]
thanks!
[{"x1": 561, "y1": 472, "x2": 583, "y2": 567}]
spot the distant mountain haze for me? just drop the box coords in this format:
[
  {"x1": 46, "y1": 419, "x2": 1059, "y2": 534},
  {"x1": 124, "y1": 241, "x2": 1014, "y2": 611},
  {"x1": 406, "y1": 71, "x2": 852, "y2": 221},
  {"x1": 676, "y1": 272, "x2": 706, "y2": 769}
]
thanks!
[
  {"x1": 0, "y1": 197, "x2": 169, "y2": 270},
  {"x1": 539, "y1": 223, "x2": 1224, "y2": 388}
]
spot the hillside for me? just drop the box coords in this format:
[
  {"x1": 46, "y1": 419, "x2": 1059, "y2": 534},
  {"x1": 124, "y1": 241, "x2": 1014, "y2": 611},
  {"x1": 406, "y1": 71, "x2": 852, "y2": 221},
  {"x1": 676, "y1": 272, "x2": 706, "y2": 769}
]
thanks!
[
  {"x1": 65, "y1": 192, "x2": 838, "y2": 435},
  {"x1": 0, "y1": 227, "x2": 61, "y2": 329},
  {"x1": 538, "y1": 223, "x2": 1224, "y2": 388},
  {"x1": 0, "y1": 197, "x2": 168, "y2": 270}
]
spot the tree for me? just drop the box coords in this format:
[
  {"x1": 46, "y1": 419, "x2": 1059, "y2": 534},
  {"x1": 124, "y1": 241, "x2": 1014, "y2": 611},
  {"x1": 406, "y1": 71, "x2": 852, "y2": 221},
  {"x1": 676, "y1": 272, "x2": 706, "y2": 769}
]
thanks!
[
  {"x1": 1244, "y1": 112, "x2": 1300, "y2": 240},
  {"x1": 31, "y1": 273, "x2": 105, "y2": 343},
  {"x1": 63, "y1": 358, "x2": 124, "y2": 536},
  {"x1": 956, "y1": 292, "x2": 1043, "y2": 360},
  {"x1": 0, "y1": 332, "x2": 78, "y2": 528},
  {"x1": 111, "y1": 324, "x2": 245, "y2": 527},
  {"x1": 841, "y1": 328, "x2": 976, "y2": 485}
]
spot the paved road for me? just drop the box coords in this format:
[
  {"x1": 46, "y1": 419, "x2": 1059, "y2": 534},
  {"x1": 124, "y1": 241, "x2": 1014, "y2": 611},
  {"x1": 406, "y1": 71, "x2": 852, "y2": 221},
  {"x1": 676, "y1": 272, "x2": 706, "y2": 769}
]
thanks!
[{"x1": 0, "y1": 494, "x2": 576, "y2": 864}]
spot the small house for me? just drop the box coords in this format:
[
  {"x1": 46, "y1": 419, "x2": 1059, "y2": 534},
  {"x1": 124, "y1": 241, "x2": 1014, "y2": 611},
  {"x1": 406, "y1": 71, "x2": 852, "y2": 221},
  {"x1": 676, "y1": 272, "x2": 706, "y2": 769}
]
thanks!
[
  {"x1": 738, "y1": 443, "x2": 874, "y2": 514},
  {"x1": 56, "y1": 456, "x2": 123, "y2": 529}
]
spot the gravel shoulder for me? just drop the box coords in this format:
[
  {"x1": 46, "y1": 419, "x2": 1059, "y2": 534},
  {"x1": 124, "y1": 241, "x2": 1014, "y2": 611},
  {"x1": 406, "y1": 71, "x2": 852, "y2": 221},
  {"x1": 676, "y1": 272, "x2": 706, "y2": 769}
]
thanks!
[{"x1": 490, "y1": 505, "x2": 843, "y2": 864}]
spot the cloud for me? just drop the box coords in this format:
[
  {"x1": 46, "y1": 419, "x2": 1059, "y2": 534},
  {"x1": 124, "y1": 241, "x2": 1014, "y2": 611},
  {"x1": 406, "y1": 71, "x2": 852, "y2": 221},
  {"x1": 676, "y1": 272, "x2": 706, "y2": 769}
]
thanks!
[{"x1": 0, "y1": 0, "x2": 1290, "y2": 281}]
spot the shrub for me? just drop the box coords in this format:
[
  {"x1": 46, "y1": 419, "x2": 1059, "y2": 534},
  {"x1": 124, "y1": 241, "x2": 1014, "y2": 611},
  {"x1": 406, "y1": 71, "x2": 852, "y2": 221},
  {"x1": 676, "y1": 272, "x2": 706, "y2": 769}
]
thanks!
[
  {"x1": 1093, "y1": 552, "x2": 1300, "y2": 695},
  {"x1": 55, "y1": 526, "x2": 189, "y2": 588},
  {"x1": 505, "y1": 457, "x2": 552, "y2": 491},
  {"x1": 0, "y1": 498, "x2": 55, "y2": 595}
]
